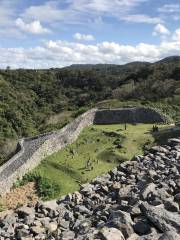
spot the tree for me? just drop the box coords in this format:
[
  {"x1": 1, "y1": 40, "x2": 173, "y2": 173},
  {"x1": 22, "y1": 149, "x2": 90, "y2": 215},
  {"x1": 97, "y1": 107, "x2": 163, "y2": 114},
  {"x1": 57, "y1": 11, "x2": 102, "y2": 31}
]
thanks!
[{"x1": 6, "y1": 66, "x2": 10, "y2": 71}]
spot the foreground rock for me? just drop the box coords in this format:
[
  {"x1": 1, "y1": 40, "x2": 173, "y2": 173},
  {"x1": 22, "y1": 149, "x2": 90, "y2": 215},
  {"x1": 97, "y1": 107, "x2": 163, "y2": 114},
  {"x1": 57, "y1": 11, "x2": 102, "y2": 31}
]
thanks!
[{"x1": 0, "y1": 138, "x2": 180, "y2": 239}]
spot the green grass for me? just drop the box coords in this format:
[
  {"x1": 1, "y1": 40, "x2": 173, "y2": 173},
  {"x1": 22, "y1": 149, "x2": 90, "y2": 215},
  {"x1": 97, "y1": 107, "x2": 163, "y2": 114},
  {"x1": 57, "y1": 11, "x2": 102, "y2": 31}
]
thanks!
[{"x1": 31, "y1": 123, "x2": 168, "y2": 199}]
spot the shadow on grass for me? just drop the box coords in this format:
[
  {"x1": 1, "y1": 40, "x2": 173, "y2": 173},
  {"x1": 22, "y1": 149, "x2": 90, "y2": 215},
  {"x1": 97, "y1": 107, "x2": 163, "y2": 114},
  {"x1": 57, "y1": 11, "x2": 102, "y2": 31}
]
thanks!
[
  {"x1": 78, "y1": 167, "x2": 86, "y2": 171},
  {"x1": 97, "y1": 149, "x2": 126, "y2": 163},
  {"x1": 46, "y1": 161, "x2": 83, "y2": 181},
  {"x1": 152, "y1": 128, "x2": 180, "y2": 145}
]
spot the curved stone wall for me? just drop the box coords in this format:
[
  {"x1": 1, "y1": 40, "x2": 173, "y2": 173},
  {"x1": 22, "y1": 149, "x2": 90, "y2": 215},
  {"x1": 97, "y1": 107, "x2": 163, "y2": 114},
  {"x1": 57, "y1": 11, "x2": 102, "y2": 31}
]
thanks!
[{"x1": 0, "y1": 107, "x2": 168, "y2": 195}]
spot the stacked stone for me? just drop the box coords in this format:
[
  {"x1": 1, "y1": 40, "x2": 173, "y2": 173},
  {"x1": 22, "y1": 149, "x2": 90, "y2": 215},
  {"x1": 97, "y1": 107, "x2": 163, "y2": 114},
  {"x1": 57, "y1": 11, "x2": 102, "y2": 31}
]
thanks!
[
  {"x1": 0, "y1": 138, "x2": 180, "y2": 240},
  {"x1": 0, "y1": 107, "x2": 168, "y2": 196}
]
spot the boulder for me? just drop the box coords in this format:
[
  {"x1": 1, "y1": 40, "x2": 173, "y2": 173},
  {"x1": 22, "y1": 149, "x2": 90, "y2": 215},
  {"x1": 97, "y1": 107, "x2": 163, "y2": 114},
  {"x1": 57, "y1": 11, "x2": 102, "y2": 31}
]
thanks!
[
  {"x1": 107, "y1": 210, "x2": 134, "y2": 238},
  {"x1": 99, "y1": 227, "x2": 125, "y2": 240},
  {"x1": 151, "y1": 146, "x2": 169, "y2": 154},
  {"x1": 30, "y1": 226, "x2": 45, "y2": 235},
  {"x1": 141, "y1": 203, "x2": 180, "y2": 233},
  {"x1": 174, "y1": 193, "x2": 180, "y2": 204},
  {"x1": 42, "y1": 200, "x2": 58, "y2": 212},
  {"x1": 60, "y1": 230, "x2": 75, "y2": 239},
  {"x1": 168, "y1": 138, "x2": 180, "y2": 146},
  {"x1": 74, "y1": 205, "x2": 92, "y2": 215},
  {"x1": 141, "y1": 183, "x2": 157, "y2": 200},
  {"x1": 164, "y1": 200, "x2": 179, "y2": 212},
  {"x1": 16, "y1": 207, "x2": 35, "y2": 218},
  {"x1": 158, "y1": 231, "x2": 180, "y2": 240},
  {"x1": 46, "y1": 222, "x2": 58, "y2": 233},
  {"x1": 133, "y1": 221, "x2": 151, "y2": 235}
]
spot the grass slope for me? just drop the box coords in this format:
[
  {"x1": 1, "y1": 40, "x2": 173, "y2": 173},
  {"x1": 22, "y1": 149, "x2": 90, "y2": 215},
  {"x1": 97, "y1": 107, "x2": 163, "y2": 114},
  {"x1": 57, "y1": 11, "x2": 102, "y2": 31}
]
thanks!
[{"x1": 32, "y1": 124, "x2": 167, "y2": 198}]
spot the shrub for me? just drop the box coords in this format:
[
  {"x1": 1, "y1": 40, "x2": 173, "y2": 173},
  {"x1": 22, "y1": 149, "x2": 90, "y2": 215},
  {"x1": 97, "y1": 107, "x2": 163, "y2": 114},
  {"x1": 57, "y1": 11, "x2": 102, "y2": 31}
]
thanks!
[
  {"x1": 72, "y1": 107, "x2": 88, "y2": 118},
  {"x1": 36, "y1": 176, "x2": 60, "y2": 200},
  {"x1": 15, "y1": 172, "x2": 60, "y2": 200}
]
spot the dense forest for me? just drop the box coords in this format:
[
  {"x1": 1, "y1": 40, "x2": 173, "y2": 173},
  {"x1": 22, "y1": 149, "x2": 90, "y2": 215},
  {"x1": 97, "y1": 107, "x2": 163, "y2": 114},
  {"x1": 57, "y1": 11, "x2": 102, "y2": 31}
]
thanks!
[{"x1": 0, "y1": 56, "x2": 180, "y2": 162}]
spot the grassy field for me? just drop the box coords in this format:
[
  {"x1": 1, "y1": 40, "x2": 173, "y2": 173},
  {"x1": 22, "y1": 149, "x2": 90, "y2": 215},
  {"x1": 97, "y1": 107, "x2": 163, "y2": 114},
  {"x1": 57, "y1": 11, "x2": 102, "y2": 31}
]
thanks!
[{"x1": 32, "y1": 124, "x2": 167, "y2": 198}]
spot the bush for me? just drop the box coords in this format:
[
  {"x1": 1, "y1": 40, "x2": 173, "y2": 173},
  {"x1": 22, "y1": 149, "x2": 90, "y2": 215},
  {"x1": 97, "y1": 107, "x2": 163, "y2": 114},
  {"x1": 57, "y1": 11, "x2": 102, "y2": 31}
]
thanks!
[
  {"x1": 36, "y1": 176, "x2": 60, "y2": 200},
  {"x1": 15, "y1": 172, "x2": 60, "y2": 200},
  {"x1": 72, "y1": 107, "x2": 88, "y2": 118}
]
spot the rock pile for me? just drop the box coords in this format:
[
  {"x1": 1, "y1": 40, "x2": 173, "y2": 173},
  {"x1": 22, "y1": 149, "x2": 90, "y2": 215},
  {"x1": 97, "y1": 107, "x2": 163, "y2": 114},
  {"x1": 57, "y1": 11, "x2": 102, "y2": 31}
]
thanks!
[{"x1": 0, "y1": 138, "x2": 180, "y2": 240}]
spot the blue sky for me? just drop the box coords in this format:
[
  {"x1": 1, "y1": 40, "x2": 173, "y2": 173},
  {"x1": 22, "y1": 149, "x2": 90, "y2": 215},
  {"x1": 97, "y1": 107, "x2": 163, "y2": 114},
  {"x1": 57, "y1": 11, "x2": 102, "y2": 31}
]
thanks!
[{"x1": 0, "y1": 0, "x2": 180, "y2": 68}]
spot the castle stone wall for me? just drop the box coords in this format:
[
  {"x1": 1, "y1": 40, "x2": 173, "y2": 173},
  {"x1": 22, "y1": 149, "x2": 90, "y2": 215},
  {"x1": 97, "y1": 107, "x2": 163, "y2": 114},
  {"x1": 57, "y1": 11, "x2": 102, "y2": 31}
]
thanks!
[
  {"x1": 0, "y1": 107, "x2": 167, "y2": 195},
  {"x1": 94, "y1": 107, "x2": 167, "y2": 124}
]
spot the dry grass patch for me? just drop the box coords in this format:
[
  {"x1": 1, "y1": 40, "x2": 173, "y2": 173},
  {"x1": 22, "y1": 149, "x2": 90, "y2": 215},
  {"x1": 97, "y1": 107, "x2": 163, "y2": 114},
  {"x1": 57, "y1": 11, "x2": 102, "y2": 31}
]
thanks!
[{"x1": 0, "y1": 182, "x2": 38, "y2": 210}]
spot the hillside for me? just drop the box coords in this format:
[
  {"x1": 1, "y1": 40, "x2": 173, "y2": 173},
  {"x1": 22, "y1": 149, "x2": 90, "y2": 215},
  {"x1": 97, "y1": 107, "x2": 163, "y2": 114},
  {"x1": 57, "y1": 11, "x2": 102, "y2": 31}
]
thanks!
[{"x1": 0, "y1": 56, "x2": 180, "y2": 162}]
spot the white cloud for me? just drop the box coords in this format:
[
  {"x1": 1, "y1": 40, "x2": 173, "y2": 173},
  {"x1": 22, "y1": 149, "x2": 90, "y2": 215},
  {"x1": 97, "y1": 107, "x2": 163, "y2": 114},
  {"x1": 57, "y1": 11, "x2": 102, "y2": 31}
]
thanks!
[
  {"x1": 173, "y1": 15, "x2": 180, "y2": 21},
  {"x1": 71, "y1": 0, "x2": 148, "y2": 13},
  {"x1": 153, "y1": 24, "x2": 170, "y2": 36},
  {"x1": 158, "y1": 4, "x2": 180, "y2": 13},
  {"x1": 0, "y1": 0, "x2": 162, "y2": 38},
  {"x1": 15, "y1": 18, "x2": 50, "y2": 34},
  {"x1": 172, "y1": 28, "x2": 180, "y2": 41},
  {"x1": 1, "y1": 29, "x2": 180, "y2": 69},
  {"x1": 21, "y1": 1, "x2": 64, "y2": 23},
  {"x1": 20, "y1": 0, "x2": 157, "y2": 25},
  {"x1": 0, "y1": 0, "x2": 17, "y2": 26},
  {"x1": 122, "y1": 14, "x2": 161, "y2": 24},
  {"x1": 73, "y1": 33, "x2": 95, "y2": 41}
]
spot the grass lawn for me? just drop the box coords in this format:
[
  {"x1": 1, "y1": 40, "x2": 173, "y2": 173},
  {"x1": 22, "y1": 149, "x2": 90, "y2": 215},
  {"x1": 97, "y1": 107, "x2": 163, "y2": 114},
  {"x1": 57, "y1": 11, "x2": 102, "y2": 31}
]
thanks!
[{"x1": 32, "y1": 123, "x2": 167, "y2": 198}]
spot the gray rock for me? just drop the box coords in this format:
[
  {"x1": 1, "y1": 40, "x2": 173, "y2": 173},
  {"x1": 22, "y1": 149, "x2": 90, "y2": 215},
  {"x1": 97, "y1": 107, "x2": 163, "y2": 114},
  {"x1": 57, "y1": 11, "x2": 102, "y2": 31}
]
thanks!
[
  {"x1": 58, "y1": 219, "x2": 69, "y2": 230},
  {"x1": 30, "y1": 226, "x2": 45, "y2": 235},
  {"x1": 74, "y1": 205, "x2": 92, "y2": 215},
  {"x1": 73, "y1": 219, "x2": 91, "y2": 234},
  {"x1": 118, "y1": 185, "x2": 133, "y2": 200},
  {"x1": 46, "y1": 222, "x2": 58, "y2": 233},
  {"x1": 168, "y1": 138, "x2": 180, "y2": 146},
  {"x1": 164, "y1": 200, "x2": 179, "y2": 212},
  {"x1": 141, "y1": 203, "x2": 180, "y2": 232},
  {"x1": 99, "y1": 227, "x2": 125, "y2": 240},
  {"x1": 126, "y1": 233, "x2": 139, "y2": 240},
  {"x1": 16, "y1": 207, "x2": 35, "y2": 218},
  {"x1": 158, "y1": 231, "x2": 180, "y2": 240},
  {"x1": 107, "y1": 210, "x2": 134, "y2": 238},
  {"x1": 60, "y1": 230, "x2": 75, "y2": 240},
  {"x1": 1, "y1": 213, "x2": 17, "y2": 226},
  {"x1": 15, "y1": 228, "x2": 30, "y2": 239},
  {"x1": 42, "y1": 200, "x2": 58, "y2": 212},
  {"x1": 151, "y1": 146, "x2": 169, "y2": 154},
  {"x1": 174, "y1": 193, "x2": 180, "y2": 204},
  {"x1": 138, "y1": 229, "x2": 160, "y2": 240},
  {"x1": 80, "y1": 183, "x2": 94, "y2": 195},
  {"x1": 39, "y1": 217, "x2": 51, "y2": 228},
  {"x1": 141, "y1": 183, "x2": 157, "y2": 200},
  {"x1": 131, "y1": 205, "x2": 141, "y2": 217},
  {"x1": 157, "y1": 188, "x2": 171, "y2": 202},
  {"x1": 20, "y1": 237, "x2": 34, "y2": 240},
  {"x1": 133, "y1": 221, "x2": 151, "y2": 235}
]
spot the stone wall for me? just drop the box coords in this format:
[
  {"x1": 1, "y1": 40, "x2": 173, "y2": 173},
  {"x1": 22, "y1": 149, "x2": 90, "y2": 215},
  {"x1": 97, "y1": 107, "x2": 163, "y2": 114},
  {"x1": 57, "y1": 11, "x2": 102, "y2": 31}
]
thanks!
[
  {"x1": 0, "y1": 107, "x2": 168, "y2": 195},
  {"x1": 0, "y1": 109, "x2": 97, "y2": 195},
  {"x1": 94, "y1": 107, "x2": 168, "y2": 124}
]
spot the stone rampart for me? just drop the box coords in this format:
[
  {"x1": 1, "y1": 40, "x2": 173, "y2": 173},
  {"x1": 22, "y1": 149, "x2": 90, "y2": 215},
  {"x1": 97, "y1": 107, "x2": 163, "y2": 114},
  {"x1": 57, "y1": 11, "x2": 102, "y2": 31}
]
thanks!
[
  {"x1": 93, "y1": 107, "x2": 167, "y2": 124},
  {"x1": 0, "y1": 107, "x2": 168, "y2": 195}
]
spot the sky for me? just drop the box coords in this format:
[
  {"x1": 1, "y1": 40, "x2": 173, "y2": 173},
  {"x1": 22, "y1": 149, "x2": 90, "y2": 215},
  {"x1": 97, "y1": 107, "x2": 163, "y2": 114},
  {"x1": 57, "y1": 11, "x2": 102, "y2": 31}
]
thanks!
[{"x1": 0, "y1": 0, "x2": 180, "y2": 68}]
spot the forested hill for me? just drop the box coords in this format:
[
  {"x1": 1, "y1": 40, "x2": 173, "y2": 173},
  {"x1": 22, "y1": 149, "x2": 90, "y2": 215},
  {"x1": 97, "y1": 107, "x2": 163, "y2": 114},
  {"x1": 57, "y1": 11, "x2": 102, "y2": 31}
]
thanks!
[{"x1": 0, "y1": 56, "x2": 180, "y2": 162}]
